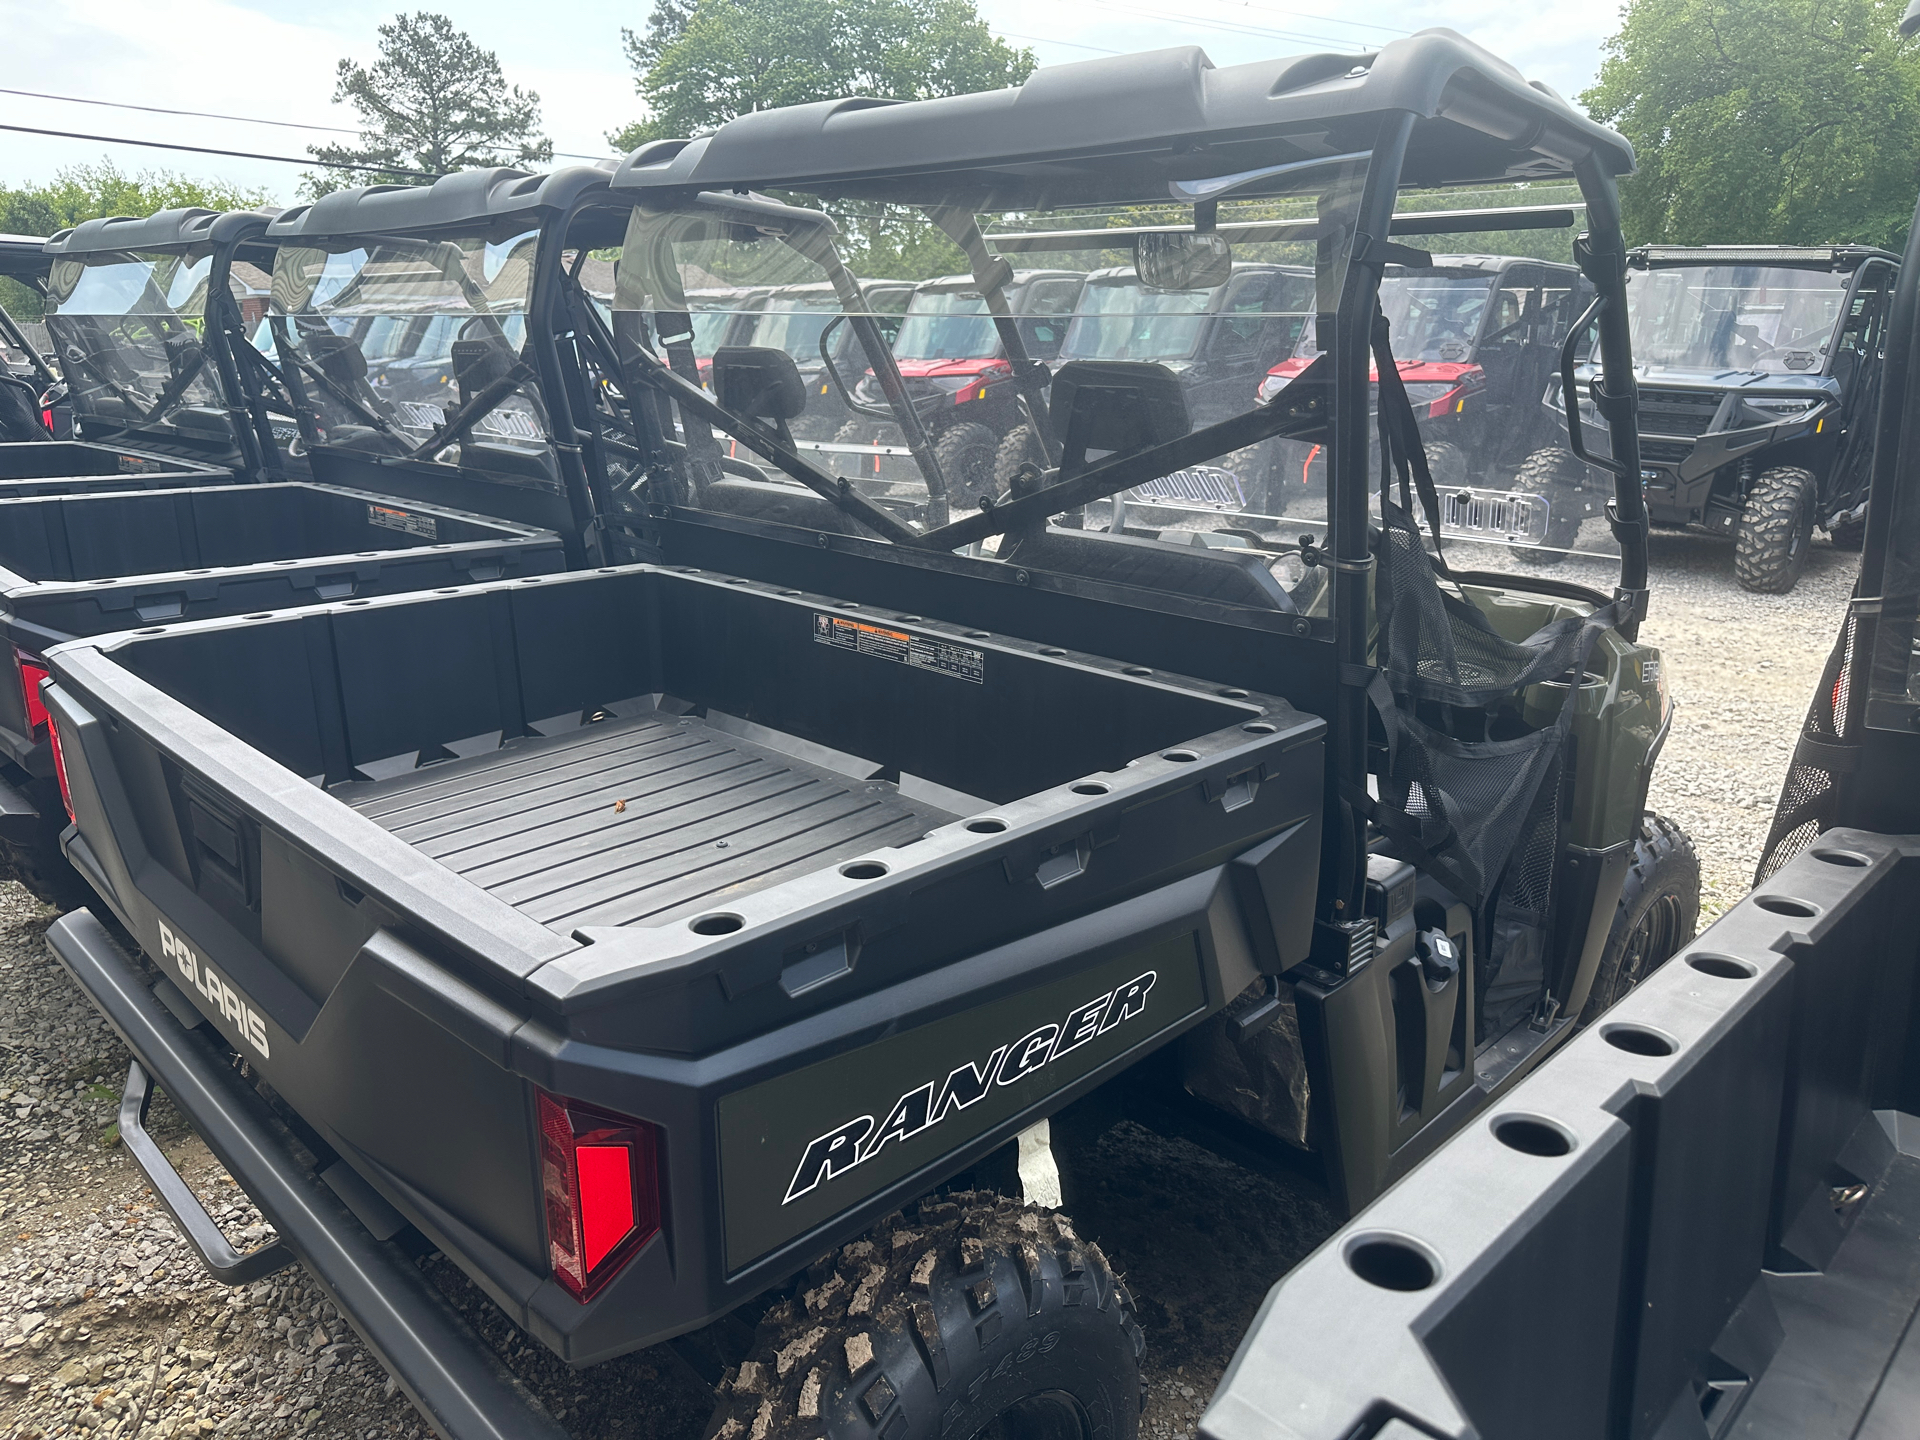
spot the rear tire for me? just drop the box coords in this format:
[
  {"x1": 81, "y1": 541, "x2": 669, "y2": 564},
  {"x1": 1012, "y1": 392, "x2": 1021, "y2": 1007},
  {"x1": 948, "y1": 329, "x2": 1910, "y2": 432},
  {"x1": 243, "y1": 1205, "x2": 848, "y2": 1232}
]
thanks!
[
  {"x1": 935, "y1": 422, "x2": 999, "y2": 511},
  {"x1": 1579, "y1": 812, "x2": 1700, "y2": 1023},
  {"x1": 705, "y1": 1193, "x2": 1142, "y2": 1440},
  {"x1": 1506, "y1": 447, "x2": 1586, "y2": 565},
  {"x1": 1734, "y1": 465, "x2": 1816, "y2": 594}
]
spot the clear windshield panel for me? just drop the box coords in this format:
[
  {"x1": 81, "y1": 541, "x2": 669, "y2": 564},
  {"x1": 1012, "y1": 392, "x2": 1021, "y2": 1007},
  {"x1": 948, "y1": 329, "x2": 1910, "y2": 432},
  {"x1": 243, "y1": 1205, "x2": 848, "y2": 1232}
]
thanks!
[
  {"x1": 1626, "y1": 265, "x2": 1849, "y2": 374},
  {"x1": 606, "y1": 159, "x2": 1381, "y2": 621},
  {"x1": 1278, "y1": 238, "x2": 1622, "y2": 566},
  {"x1": 43, "y1": 249, "x2": 240, "y2": 448},
  {"x1": 266, "y1": 229, "x2": 555, "y2": 486}
]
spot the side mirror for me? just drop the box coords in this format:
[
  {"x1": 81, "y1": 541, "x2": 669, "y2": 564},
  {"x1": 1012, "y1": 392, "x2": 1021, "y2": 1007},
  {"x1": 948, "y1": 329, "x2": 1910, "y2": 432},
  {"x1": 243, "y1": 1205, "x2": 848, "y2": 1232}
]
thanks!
[
  {"x1": 1136, "y1": 232, "x2": 1232, "y2": 292},
  {"x1": 712, "y1": 345, "x2": 807, "y2": 422}
]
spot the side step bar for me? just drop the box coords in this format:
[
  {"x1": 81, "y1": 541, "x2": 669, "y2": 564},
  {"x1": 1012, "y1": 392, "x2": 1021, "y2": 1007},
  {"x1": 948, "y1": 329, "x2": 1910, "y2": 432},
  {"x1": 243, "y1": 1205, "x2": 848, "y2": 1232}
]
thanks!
[{"x1": 47, "y1": 908, "x2": 571, "y2": 1440}]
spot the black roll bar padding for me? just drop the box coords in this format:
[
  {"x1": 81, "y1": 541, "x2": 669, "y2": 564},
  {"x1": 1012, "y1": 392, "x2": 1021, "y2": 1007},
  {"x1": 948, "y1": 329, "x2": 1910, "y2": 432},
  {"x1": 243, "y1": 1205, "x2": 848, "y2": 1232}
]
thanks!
[
  {"x1": 47, "y1": 909, "x2": 573, "y2": 1440},
  {"x1": 0, "y1": 293, "x2": 57, "y2": 394},
  {"x1": 202, "y1": 234, "x2": 284, "y2": 484},
  {"x1": 926, "y1": 204, "x2": 1059, "y2": 467},
  {"x1": 526, "y1": 200, "x2": 609, "y2": 564},
  {"x1": 119, "y1": 1058, "x2": 297, "y2": 1284},
  {"x1": 628, "y1": 342, "x2": 922, "y2": 544},
  {"x1": 265, "y1": 316, "x2": 327, "y2": 455},
  {"x1": 909, "y1": 358, "x2": 1330, "y2": 551},
  {"x1": 1573, "y1": 154, "x2": 1649, "y2": 635},
  {"x1": 1325, "y1": 113, "x2": 1417, "y2": 925}
]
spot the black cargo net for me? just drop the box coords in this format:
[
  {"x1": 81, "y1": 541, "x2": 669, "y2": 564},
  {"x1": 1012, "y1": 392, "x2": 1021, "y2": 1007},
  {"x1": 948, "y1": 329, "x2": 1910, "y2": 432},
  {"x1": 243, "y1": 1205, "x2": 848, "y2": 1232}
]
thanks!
[
  {"x1": 1756, "y1": 611, "x2": 1857, "y2": 884},
  {"x1": 1365, "y1": 299, "x2": 1630, "y2": 1036}
]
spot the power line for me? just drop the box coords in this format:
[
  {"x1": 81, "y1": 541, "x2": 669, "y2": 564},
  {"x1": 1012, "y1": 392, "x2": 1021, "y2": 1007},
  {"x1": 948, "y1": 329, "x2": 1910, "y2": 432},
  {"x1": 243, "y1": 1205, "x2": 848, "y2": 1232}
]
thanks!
[
  {"x1": 0, "y1": 86, "x2": 360, "y2": 136},
  {"x1": 0, "y1": 123, "x2": 441, "y2": 179},
  {"x1": 0, "y1": 86, "x2": 613, "y2": 165},
  {"x1": 997, "y1": 30, "x2": 1124, "y2": 53}
]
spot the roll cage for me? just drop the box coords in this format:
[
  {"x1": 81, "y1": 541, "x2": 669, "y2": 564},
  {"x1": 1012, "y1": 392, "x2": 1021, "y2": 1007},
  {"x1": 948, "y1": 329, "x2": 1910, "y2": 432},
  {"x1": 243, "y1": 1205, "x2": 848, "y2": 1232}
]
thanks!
[{"x1": 588, "y1": 28, "x2": 1648, "y2": 933}]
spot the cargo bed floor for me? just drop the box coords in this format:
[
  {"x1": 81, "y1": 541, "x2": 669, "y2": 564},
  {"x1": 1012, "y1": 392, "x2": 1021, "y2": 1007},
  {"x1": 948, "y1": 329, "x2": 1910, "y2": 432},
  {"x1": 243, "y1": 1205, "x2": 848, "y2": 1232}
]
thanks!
[{"x1": 340, "y1": 710, "x2": 952, "y2": 933}]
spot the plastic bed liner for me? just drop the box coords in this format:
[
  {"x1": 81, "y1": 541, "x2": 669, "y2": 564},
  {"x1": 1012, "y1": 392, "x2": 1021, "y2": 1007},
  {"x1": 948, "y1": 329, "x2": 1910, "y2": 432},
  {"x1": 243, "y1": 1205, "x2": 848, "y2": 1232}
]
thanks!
[{"x1": 340, "y1": 706, "x2": 954, "y2": 934}]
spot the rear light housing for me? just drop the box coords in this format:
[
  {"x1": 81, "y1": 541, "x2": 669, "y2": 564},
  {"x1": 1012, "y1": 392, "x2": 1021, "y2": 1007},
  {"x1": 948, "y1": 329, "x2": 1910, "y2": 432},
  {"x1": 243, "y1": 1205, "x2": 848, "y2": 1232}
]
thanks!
[
  {"x1": 538, "y1": 1091, "x2": 661, "y2": 1301},
  {"x1": 46, "y1": 715, "x2": 73, "y2": 823},
  {"x1": 14, "y1": 650, "x2": 50, "y2": 738}
]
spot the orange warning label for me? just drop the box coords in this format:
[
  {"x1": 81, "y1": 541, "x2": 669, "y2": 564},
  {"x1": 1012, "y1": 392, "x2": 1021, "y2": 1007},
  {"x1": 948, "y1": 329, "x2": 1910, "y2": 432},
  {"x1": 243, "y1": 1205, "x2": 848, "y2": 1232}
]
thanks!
[{"x1": 812, "y1": 613, "x2": 984, "y2": 683}]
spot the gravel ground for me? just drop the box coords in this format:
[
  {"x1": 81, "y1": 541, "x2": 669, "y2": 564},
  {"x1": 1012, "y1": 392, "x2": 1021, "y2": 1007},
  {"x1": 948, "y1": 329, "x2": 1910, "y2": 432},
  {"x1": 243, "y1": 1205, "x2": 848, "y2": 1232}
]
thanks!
[{"x1": 0, "y1": 527, "x2": 1857, "y2": 1440}]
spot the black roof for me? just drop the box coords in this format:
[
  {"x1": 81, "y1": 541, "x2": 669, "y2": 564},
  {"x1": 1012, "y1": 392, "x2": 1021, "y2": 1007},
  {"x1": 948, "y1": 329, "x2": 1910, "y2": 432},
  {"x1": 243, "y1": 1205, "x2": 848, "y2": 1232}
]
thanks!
[
  {"x1": 610, "y1": 30, "x2": 1633, "y2": 211},
  {"x1": 264, "y1": 165, "x2": 616, "y2": 242},
  {"x1": 46, "y1": 208, "x2": 277, "y2": 257},
  {"x1": 0, "y1": 235, "x2": 49, "y2": 282},
  {"x1": 1630, "y1": 244, "x2": 1900, "y2": 272}
]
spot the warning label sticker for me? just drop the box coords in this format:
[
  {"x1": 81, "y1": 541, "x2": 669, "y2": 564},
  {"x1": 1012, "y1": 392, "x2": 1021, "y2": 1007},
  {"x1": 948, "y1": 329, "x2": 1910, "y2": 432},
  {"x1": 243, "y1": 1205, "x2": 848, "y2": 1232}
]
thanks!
[
  {"x1": 367, "y1": 504, "x2": 438, "y2": 540},
  {"x1": 813, "y1": 613, "x2": 984, "y2": 683}
]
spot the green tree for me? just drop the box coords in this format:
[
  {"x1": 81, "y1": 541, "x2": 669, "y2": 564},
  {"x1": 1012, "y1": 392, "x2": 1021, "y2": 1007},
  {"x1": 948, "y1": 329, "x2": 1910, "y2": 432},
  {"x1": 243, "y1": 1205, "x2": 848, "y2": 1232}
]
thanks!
[
  {"x1": 1584, "y1": 0, "x2": 1920, "y2": 249},
  {"x1": 611, "y1": 0, "x2": 1035, "y2": 149},
  {"x1": 0, "y1": 161, "x2": 271, "y2": 322},
  {"x1": 305, "y1": 11, "x2": 553, "y2": 197}
]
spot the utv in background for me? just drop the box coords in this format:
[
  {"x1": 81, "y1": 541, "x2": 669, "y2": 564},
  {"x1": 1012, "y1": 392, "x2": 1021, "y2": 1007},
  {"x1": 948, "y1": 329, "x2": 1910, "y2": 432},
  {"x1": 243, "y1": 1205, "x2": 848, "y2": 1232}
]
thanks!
[
  {"x1": 1264, "y1": 255, "x2": 1588, "y2": 512},
  {"x1": 1517, "y1": 243, "x2": 1897, "y2": 590},
  {"x1": 987, "y1": 260, "x2": 1314, "y2": 507},
  {"x1": 40, "y1": 32, "x2": 1696, "y2": 1440},
  {"x1": 833, "y1": 269, "x2": 1085, "y2": 504}
]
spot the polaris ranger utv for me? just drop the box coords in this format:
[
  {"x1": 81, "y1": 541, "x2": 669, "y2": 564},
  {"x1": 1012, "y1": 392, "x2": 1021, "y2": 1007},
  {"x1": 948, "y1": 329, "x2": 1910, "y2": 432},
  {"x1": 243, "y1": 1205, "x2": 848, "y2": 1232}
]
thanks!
[
  {"x1": 40, "y1": 30, "x2": 1695, "y2": 1440},
  {"x1": 832, "y1": 269, "x2": 1085, "y2": 504},
  {"x1": 1199, "y1": 146, "x2": 1920, "y2": 1440},
  {"x1": 1264, "y1": 254, "x2": 1589, "y2": 506},
  {"x1": 1514, "y1": 243, "x2": 1897, "y2": 590},
  {"x1": 982, "y1": 259, "x2": 1315, "y2": 511}
]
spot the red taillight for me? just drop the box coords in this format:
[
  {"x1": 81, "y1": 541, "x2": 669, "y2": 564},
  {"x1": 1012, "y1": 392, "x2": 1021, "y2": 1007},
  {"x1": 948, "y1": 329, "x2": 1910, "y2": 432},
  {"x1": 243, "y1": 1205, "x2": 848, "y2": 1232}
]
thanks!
[
  {"x1": 538, "y1": 1091, "x2": 660, "y2": 1301},
  {"x1": 46, "y1": 713, "x2": 73, "y2": 823},
  {"x1": 14, "y1": 651, "x2": 50, "y2": 737}
]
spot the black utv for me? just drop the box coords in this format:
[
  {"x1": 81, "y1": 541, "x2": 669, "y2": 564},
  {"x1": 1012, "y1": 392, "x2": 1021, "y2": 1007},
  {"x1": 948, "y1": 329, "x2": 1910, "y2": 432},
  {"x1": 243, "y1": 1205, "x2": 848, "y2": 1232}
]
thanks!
[
  {"x1": 39, "y1": 31, "x2": 1697, "y2": 1440},
  {"x1": 1516, "y1": 243, "x2": 1897, "y2": 590}
]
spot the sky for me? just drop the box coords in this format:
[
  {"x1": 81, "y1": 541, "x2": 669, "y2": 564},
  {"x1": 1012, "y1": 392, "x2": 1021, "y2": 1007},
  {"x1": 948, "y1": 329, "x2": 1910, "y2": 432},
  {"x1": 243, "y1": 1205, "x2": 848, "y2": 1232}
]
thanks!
[{"x1": 0, "y1": 0, "x2": 1627, "y2": 206}]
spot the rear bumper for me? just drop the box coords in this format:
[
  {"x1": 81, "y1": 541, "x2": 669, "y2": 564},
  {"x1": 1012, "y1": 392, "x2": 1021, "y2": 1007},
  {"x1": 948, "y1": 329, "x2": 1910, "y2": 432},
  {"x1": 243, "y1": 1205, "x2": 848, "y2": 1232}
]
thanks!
[{"x1": 45, "y1": 908, "x2": 571, "y2": 1440}]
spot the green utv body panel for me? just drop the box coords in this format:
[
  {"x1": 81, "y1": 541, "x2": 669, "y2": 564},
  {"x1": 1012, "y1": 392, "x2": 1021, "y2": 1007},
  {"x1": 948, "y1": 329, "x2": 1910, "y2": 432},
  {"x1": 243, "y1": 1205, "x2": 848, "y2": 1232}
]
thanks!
[{"x1": 1462, "y1": 585, "x2": 1667, "y2": 851}]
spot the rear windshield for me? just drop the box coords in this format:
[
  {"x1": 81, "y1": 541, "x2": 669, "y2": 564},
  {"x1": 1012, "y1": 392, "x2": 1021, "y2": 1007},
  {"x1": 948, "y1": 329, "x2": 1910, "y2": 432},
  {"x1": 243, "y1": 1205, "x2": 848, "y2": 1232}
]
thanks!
[
  {"x1": 267, "y1": 229, "x2": 555, "y2": 482},
  {"x1": 43, "y1": 248, "x2": 242, "y2": 446}
]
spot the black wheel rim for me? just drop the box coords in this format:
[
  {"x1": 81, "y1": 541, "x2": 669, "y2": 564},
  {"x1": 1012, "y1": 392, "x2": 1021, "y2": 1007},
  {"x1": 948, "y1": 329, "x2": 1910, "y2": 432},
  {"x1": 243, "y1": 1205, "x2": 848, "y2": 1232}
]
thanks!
[
  {"x1": 967, "y1": 1389, "x2": 1094, "y2": 1440},
  {"x1": 1617, "y1": 893, "x2": 1687, "y2": 1001}
]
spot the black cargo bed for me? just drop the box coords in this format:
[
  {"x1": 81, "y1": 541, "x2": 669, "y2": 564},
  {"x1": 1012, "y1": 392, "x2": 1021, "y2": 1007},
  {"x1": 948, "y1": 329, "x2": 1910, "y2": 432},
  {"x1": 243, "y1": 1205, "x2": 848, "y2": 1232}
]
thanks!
[
  {"x1": 341, "y1": 707, "x2": 953, "y2": 933},
  {"x1": 0, "y1": 439, "x2": 230, "y2": 481}
]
